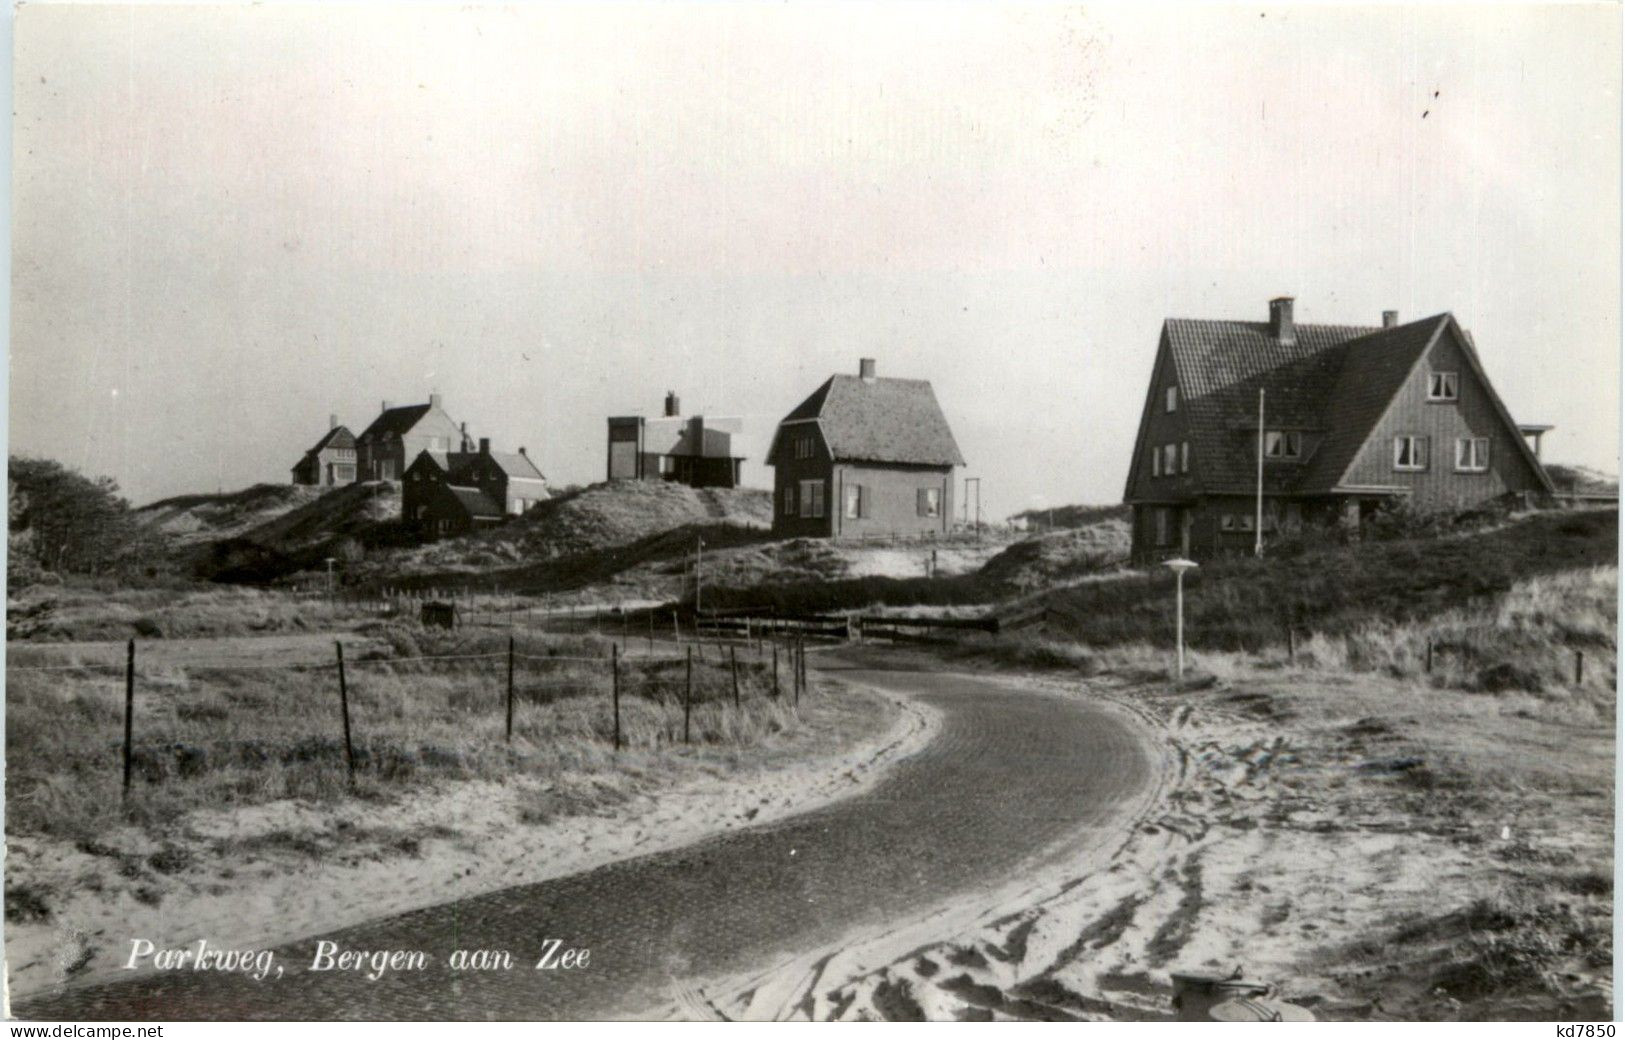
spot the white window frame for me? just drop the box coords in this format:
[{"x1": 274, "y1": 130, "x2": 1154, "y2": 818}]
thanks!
[
  {"x1": 1428, "y1": 371, "x2": 1459, "y2": 401},
  {"x1": 1180, "y1": 442, "x2": 1190, "y2": 473},
  {"x1": 1151, "y1": 447, "x2": 1161, "y2": 477},
  {"x1": 1455, "y1": 437, "x2": 1490, "y2": 472},
  {"x1": 1154, "y1": 508, "x2": 1170, "y2": 545},
  {"x1": 844, "y1": 484, "x2": 864, "y2": 520},
  {"x1": 799, "y1": 479, "x2": 825, "y2": 518},
  {"x1": 1165, "y1": 386, "x2": 1179, "y2": 413},
  {"x1": 1393, "y1": 435, "x2": 1429, "y2": 471},
  {"x1": 1263, "y1": 430, "x2": 1302, "y2": 459},
  {"x1": 1221, "y1": 513, "x2": 1256, "y2": 533},
  {"x1": 917, "y1": 486, "x2": 941, "y2": 518},
  {"x1": 1163, "y1": 443, "x2": 1177, "y2": 474},
  {"x1": 783, "y1": 486, "x2": 796, "y2": 516}
]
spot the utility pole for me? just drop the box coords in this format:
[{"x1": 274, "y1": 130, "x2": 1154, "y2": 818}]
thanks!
[{"x1": 1255, "y1": 387, "x2": 1266, "y2": 558}]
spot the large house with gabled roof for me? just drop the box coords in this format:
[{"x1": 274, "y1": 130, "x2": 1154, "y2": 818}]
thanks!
[
  {"x1": 291, "y1": 417, "x2": 357, "y2": 486},
  {"x1": 1125, "y1": 297, "x2": 1554, "y2": 561},
  {"x1": 354, "y1": 394, "x2": 467, "y2": 482},
  {"x1": 767, "y1": 358, "x2": 965, "y2": 539}
]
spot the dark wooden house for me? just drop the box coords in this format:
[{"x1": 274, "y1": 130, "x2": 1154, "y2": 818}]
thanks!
[
  {"x1": 1125, "y1": 297, "x2": 1555, "y2": 561},
  {"x1": 606, "y1": 392, "x2": 744, "y2": 488},
  {"x1": 766, "y1": 359, "x2": 964, "y2": 540},
  {"x1": 291, "y1": 418, "x2": 357, "y2": 486},
  {"x1": 403, "y1": 438, "x2": 548, "y2": 540}
]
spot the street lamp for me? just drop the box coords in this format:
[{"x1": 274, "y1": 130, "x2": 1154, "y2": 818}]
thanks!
[{"x1": 1163, "y1": 557, "x2": 1199, "y2": 680}]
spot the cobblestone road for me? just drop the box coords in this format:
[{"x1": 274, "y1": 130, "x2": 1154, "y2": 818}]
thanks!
[{"x1": 16, "y1": 650, "x2": 1155, "y2": 1021}]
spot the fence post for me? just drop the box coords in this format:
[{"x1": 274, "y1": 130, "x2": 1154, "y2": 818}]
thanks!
[
  {"x1": 772, "y1": 643, "x2": 780, "y2": 698},
  {"x1": 1425, "y1": 639, "x2": 1434, "y2": 674},
  {"x1": 122, "y1": 639, "x2": 135, "y2": 800},
  {"x1": 612, "y1": 644, "x2": 622, "y2": 751},
  {"x1": 1576, "y1": 649, "x2": 1585, "y2": 685},
  {"x1": 648, "y1": 612, "x2": 654, "y2": 656},
  {"x1": 684, "y1": 646, "x2": 693, "y2": 744},
  {"x1": 335, "y1": 641, "x2": 356, "y2": 783},
  {"x1": 506, "y1": 635, "x2": 516, "y2": 742},
  {"x1": 672, "y1": 609, "x2": 680, "y2": 645},
  {"x1": 1286, "y1": 626, "x2": 1295, "y2": 665},
  {"x1": 730, "y1": 645, "x2": 741, "y2": 709}
]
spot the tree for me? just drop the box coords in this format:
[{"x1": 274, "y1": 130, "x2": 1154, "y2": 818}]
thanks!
[{"x1": 8, "y1": 456, "x2": 152, "y2": 578}]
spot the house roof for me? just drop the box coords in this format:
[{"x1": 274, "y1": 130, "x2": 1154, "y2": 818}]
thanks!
[
  {"x1": 357, "y1": 404, "x2": 433, "y2": 442},
  {"x1": 447, "y1": 485, "x2": 504, "y2": 519},
  {"x1": 301, "y1": 425, "x2": 355, "y2": 455},
  {"x1": 484, "y1": 451, "x2": 546, "y2": 481},
  {"x1": 1146, "y1": 311, "x2": 1553, "y2": 496},
  {"x1": 770, "y1": 374, "x2": 965, "y2": 467}
]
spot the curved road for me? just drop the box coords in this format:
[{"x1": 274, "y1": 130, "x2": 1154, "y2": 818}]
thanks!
[{"x1": 15, "y1": 649, "x2": 1157, "y2": 1021}]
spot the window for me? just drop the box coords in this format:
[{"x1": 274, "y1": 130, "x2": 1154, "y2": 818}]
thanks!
[
  {"x1": 844, "y1": 484, "x2": 864, "y2": 520},
  {"x1": 1455, "y1": 437, "x2": 1490, "y2": 472},
  {"x1": 1180, "y1": 442, "x2": 1190, "y2": 473},
  {"x1": 792, "y1": 434, "x2": 817, "y2": 460},
  {"x1": 917, "y1": 487, "x2": 941, "y2": 518},
  {"x1": 1165, "y1": 386, "x2": 1179, "y2": 413},
  {"x1": 1393, "y1": 435, "x2": 1429, "y2": 471},
  {"x1": 1154, "y1": 508, "x2": 1170, "y2": 546},
  {"x1": 1428, "y1": 372, "x2": 1459, "y2": 401},
  {"x1": 1220, "y1": 513, "x2": 1256, "y2": 533},
  {"x1": 1263, "y1": 431, "x2": 1302, "y2": 459},
  {"x1": 1163, "y1": 444, "x2": 1177, "y2": 474},
  {"x1": 509, "y1": 497, "x2": 524, "y2": 515},
  {"x1": 799, "y1": 479, "x2": 825, "y2": 518},
  {"x1": 783, "y1": 486, "x2": 796, "y2": 516},
  {"x1": 1151, "y1": 447, "x2": 1161, "y2": 477}
]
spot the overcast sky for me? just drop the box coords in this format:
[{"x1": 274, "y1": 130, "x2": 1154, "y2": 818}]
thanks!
[{"x1": 11, "y1": 3, "x2": 1621, "y2": 518}]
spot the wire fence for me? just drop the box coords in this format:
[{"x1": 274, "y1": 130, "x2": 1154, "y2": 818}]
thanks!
[{"x1": 11, "y1": 630, "x2": 817, "y2": 801}]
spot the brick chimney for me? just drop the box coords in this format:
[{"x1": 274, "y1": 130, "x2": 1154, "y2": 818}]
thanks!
[
  {"x1": 429, "y1": 392, "x2": 442, "y2": 409},
  {"x1": 460, "y1": 422, "x2": 471, "y2": 451},
  {"x1": 1268, "y1": 297, "x2": 1295, "y2": 345},
  {"x1": 381, "y1": 400, "x2": 392, "y2": 412},
  {"x1": 478, "y1": 437, "x2": 490, "y2": 456},
  {"x1": 1382, "y1": 310, "x2": 1399, "y2": 328},
  {"x1": 664, "y1": 391, "x2": 680, "y2": 417},
  {"x1": 859, "y1": 358, "x2": 877, "y2": 382},
  {"x1": 329, "y1": 413, "x2": 338, "y2": 430}
]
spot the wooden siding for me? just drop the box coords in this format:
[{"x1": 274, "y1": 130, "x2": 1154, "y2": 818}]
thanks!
[
  {"x1": 771, "y1": 424, "x2": 835, "y2": 538},
  {"x1": 1341, "y1": 328, "x2": 1546, "y2": 508}
]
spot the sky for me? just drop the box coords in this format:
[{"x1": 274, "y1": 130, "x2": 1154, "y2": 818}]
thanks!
[{"x1": 10, "y1": 3, "x2": 1621, "y2": 519}]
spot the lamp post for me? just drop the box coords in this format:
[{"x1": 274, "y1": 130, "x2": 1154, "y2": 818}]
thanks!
[{"x1": 1163, "y1": 557, "x2": 1199, "y2": 680}]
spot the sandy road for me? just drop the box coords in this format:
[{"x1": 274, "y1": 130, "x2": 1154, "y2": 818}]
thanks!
[{"x1": 13, "y1": 648, "x2": 1159, "y2": 1021}]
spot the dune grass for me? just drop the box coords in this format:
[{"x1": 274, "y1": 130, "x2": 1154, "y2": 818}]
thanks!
[{"x1": 6, "y1": 624, "x2": 802, "y2": 845}]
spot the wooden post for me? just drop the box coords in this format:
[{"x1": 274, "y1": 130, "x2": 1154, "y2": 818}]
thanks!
[
  {"x1": 122, "y1": 639, "x2": 135, "y2": 799},
  {"x1": 772, "y1": 643, "x2": 780, "y2": 698},
  {"x1": 1286, "y1": 626, "x2": 1295, "y2": 664},
  {"x1": 1576, "y1": 649, "x2": 1585, "y2": 685},
  {"x1": 730, "y1": 645, "x2": 741, "y2": 709},
  {"x1": 505, "y1": 635, "x2": 516, "y2": 742},
  {"x1": 1425, "y1": 639, "x2": 1434, "y2": 674},
  {"x1": 612, "y1": 644, "x2": 622, "y2": 751},
  {"x1": 648, "y1": 612, "x2": 654, "y2": 656},
  {"x1": 673, "y1": 609, "x2": 680, "y2": 646},
  {"x1": 684, "y1": 646, "x2": 693, "y2": 744},
  {"x1": 336, "y1": 641, "x2": 356, "y2": 783}
]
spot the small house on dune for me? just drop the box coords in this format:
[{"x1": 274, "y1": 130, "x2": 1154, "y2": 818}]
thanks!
[
  {"x1": 403, "y1": 439, "x2": 549, "y2": 540},
  {"x1": 767, "y1": 358, "x2": 965, "y2": 540},
  {"x1": 606, "y1": 392, "x2": 745, "y2": 488},
  {"x1": 291, "y1": 416, "x2": 357, "y2": 486},
  {"x1": 1124, "y1": 297, "x2": 1555, "y2": 562}
]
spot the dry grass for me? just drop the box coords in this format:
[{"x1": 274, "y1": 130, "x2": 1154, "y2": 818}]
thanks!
[
  {"x1": 6, "y1": 583, "x2": 365, "y2": 642},
  {"x1": 5, "y1": 623, "x2": 802, "y2": 845}
]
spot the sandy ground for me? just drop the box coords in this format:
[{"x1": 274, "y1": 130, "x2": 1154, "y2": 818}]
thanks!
[
  {"x1": 5, "y1": 677, "x2": 934, "y2": 1001},
  {"x1": 715, "y1": 655, "x2": 1612, "y2": 1022}
]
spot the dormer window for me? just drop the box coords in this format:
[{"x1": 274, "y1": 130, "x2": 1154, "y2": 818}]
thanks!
[
  {"x1": 1428, "y1": 372, "x2": 1459, "y2": 401},
  {"x1": 1165, "y1": 386, "x2": 1179, "y2": 413},
  {"x1": 1263, "y1": 430, "x2": 1302, "y2": 459}
]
